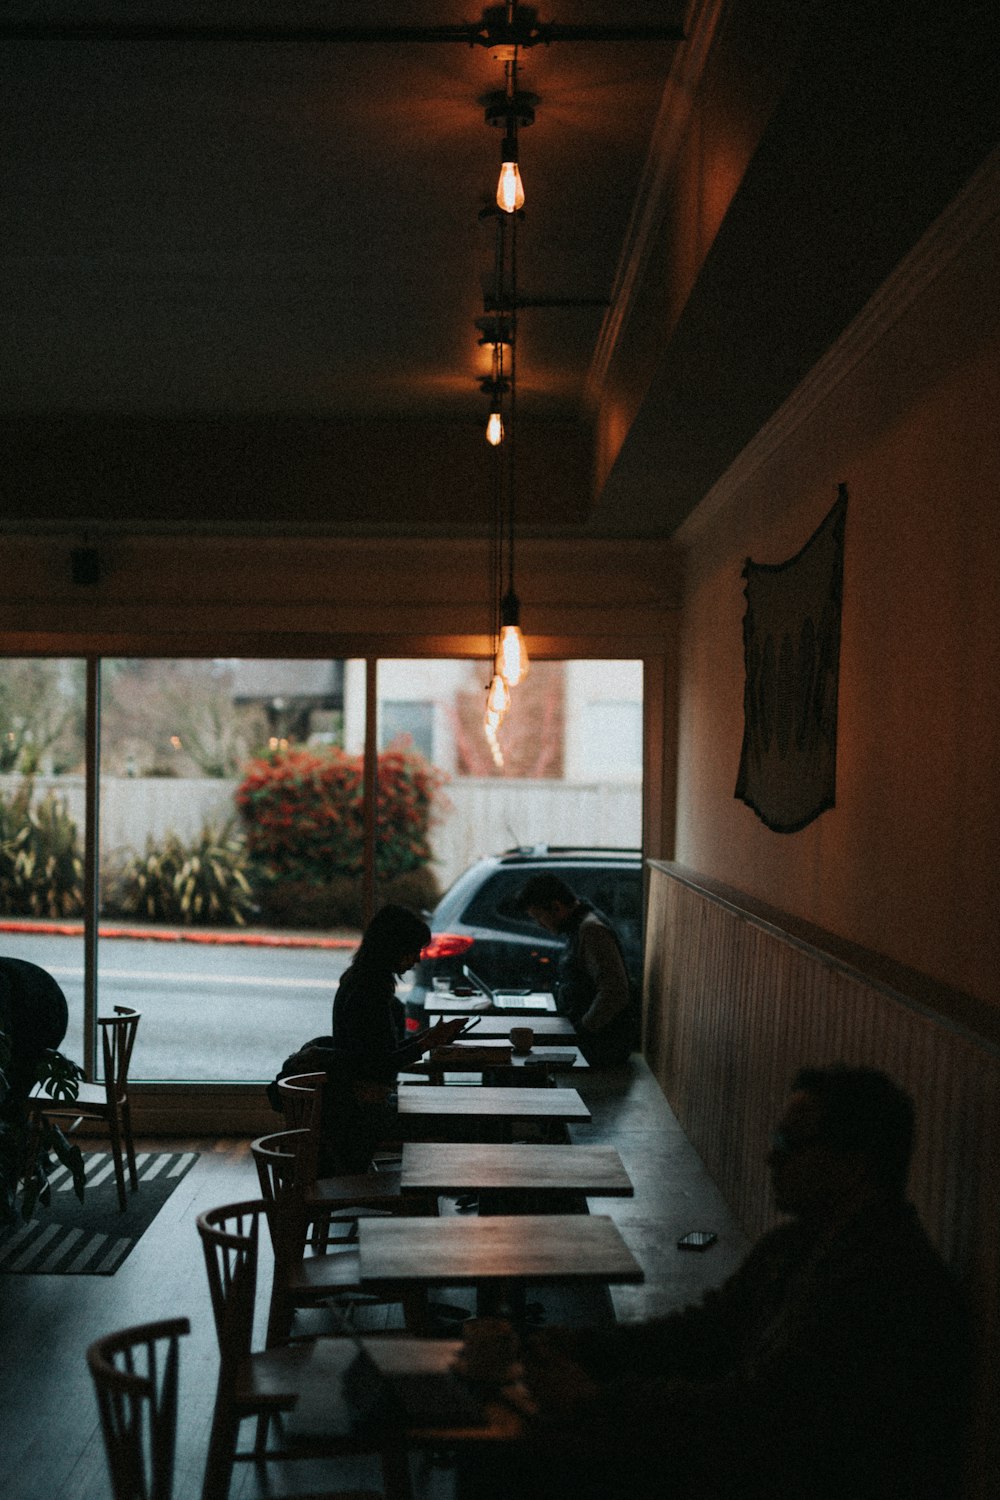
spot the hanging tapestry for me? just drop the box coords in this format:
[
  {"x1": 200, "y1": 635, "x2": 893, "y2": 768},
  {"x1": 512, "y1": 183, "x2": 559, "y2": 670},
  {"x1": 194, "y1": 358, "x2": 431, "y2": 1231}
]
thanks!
[{"x1": 735, "y1": 485, "x2": 847, "y2": 833}]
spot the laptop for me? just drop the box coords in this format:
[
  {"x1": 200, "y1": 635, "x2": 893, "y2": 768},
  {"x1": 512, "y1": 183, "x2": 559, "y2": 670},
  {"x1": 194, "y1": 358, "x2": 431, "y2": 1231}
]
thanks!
[{"x1": 461, "y1": 964, "x2": 558, "y2": 1013}]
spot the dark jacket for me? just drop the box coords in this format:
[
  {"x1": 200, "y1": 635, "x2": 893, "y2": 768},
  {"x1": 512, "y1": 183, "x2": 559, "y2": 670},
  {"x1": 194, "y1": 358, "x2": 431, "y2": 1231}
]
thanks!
[
  {"x1": 330, "y1": 958, "x2": 425, "y2": 1081},
  {"x1": 555, "y1": 901, "x2": 637, "y2": 1064},
  {"x1": 542, "y1": 1195, "x2": 970, "y2": 1499}
]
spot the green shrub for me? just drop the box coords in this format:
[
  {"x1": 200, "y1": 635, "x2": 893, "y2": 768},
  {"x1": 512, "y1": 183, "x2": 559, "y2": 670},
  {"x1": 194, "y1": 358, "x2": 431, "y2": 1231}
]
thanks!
[
  {"x1": 0, "y1": 785, "x2": 84, "y2": 919},
  {"x1": 102, "y1": 821, "x2": 256, "y2": 927}
]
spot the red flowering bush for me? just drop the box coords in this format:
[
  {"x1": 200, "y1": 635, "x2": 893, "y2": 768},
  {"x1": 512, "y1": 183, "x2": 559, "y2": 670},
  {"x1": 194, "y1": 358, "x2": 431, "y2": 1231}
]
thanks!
[{"x1": 235, "y1": 745, "x2": 446, "y2": 924}]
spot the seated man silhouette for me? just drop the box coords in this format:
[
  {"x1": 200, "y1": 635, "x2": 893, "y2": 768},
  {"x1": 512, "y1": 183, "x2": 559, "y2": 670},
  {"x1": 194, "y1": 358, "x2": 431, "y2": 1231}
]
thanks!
[{"x1": 464, "y1": 1064, "x2": 970, "y2": 1500}]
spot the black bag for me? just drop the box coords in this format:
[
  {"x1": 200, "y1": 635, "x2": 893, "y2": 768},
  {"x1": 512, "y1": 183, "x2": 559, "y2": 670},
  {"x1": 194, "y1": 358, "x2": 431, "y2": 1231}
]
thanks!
[{"x1": 265, "y1": 1035, "x2": 335, "y2": 1113}]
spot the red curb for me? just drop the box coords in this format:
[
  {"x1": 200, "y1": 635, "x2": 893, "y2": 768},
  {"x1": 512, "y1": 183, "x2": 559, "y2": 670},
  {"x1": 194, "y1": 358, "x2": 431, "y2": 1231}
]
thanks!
[{"x1": 0, "y1": 919, "x2": 358, "y2": 950}]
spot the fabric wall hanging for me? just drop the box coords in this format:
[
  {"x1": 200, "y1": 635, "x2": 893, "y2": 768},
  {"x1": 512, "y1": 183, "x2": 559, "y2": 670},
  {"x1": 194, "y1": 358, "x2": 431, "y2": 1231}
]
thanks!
[{"x1": 735, "y1": 484, "x2": 847, "y2": 833}]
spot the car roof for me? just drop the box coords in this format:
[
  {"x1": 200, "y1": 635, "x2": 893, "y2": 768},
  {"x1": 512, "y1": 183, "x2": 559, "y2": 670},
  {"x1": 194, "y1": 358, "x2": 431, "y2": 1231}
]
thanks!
[{"x1": 494, "y1": 845, "x2": 641, "y2": 863}]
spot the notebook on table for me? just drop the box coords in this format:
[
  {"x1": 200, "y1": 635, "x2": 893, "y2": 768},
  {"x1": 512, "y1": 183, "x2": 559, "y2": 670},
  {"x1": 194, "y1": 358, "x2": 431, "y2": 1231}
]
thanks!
[
  {"x1": 461, "y1": 964, "x2": 558, "y2": 1013},
  {"x1": 344, "y1": 1336, "x2": 488, "y2": 1427},
  {"x1": 287, "y1": 1332, "x2": 488, "y2": 1441}
]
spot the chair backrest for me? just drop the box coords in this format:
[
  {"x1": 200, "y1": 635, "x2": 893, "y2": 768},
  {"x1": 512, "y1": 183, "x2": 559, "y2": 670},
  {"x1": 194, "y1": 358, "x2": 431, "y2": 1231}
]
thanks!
[
  {"x1": 276, "y1": 1073, "x2": 326, "y2": 1183},
  {"x1": 99, "y1": 1005, "x2": 141, "y2": 1102},
  {"x1": 195, "y1": 1200, "x2": 264, "y2": 1373},
  {"x1": 86, "y1": 1316, "x2": 190, "y2": 1500},
  {"x1": 250, "y1": 1129, "x2": 321, "y2": 1268},
  {"x1": 276, "y1": 1071, "x2": 325, "y2": 1131},
  {"x1": 250, "y1": 1128, "x2": 313, "y2": 1200}
]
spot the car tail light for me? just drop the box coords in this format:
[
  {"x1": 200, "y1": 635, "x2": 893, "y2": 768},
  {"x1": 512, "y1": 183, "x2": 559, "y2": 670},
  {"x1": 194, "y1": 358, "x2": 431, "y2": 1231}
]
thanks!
[{"x1": 419, "y1": 933, "x2": 475, "y2": 960}]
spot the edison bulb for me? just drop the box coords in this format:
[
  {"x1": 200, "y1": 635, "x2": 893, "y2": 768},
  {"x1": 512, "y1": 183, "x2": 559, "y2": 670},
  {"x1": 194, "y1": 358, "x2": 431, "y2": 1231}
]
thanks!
[
  {"x1": 486, "y1": 408, "x2": 504, "y2": 446},
  {"x1": 496, "y1": 160, "x2": 525, "y2": 214},
  {"x1": 496, "y1": 624, "x2": 529, "y2": 686},
  {"x1": 486, "y1": 672, "x2": 510, "y2": 715}
]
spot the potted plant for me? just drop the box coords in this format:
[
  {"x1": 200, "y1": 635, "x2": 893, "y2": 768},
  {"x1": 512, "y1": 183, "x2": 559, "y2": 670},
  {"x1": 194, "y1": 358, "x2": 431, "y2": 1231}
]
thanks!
[{"x1": 0, "y1": 1029, "x2": 86, "y2": 1223}]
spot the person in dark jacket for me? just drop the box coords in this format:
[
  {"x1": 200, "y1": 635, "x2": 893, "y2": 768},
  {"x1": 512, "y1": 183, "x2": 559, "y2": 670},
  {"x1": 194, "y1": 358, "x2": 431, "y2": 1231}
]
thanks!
[
  {"x1": 461, "y1": 1064, "x2": 970, "y2": 1500},
  {"x1": 515, "y1": 874, "x2": 638, "y2": 1065},
  {"x1": 278, "y1": 905, "x2": 465, "y2": 1171}
]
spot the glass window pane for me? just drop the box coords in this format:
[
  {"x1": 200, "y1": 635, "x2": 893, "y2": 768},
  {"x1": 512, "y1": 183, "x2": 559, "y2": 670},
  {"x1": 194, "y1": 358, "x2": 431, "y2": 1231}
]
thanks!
[
  {"x1": 0, "y1": 658, "x2": 87, "y2": 1066},
  {"x1": 98, "y1": 658, "x2": 366, "y2": 1082},
  {"x1": 374, "y1": 658, "x2": 643, "y2": 1003}
]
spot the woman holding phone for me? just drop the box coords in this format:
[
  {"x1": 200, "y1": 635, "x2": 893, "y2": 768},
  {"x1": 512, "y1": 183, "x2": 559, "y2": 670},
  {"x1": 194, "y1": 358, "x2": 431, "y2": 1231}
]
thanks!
[{"x1": 277, "y1": 904, "x2": 467, "y2": 1171}]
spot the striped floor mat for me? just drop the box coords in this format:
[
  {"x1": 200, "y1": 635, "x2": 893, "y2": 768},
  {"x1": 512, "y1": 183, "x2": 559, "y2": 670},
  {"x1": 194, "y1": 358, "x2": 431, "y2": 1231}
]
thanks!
[{"x1": 0, "y1": 1150, "x2": 199, "y2": 1275}]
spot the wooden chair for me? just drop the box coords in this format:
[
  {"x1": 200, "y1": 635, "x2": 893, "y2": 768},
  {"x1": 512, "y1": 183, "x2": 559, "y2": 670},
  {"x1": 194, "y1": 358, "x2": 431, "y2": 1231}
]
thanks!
[
  {"x1": 196, "y1": 1198, "x2": 390, "y2": 1500},
  {"x1": 252, "y1": 1127, "x2": 407, "y2": 1247},
  {"x1": 277, "y1": 1070, "x2": 327, "y2": 1133},
  {"x1": 250, "y1": 1132, "x2": 421, "y2": 1345},
  {"x1": 28, "y1": 1004, "x2": 141, "y2": 1211},
  {"x1": 277, "y1": 1071, "x2": 405, "y2": 1180},
  {"x1": 86, "y1": 1317, "x2": 190, "y2": 1500}
]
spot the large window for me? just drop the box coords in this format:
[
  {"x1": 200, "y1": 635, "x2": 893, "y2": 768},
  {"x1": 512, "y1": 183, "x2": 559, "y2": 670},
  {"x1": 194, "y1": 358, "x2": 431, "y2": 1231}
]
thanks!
[
  {"x1": 96, "y1": 659, "x2": 363, "y2": 1081},
  {"x1": 0, "y1": 658, "x2": 87, "y2": 1061},
  {"x1": 0, "y1": 653, "x2": 642, "y2": 1084},
  {"x1": 375, "y1": 658, "x2": 642, "y2": 914}
]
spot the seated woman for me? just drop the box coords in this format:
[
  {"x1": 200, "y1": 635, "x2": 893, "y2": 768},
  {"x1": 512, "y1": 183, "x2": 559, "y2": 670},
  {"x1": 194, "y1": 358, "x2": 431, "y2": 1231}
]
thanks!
[{"x1": 279, "y1": 905, "x2": 465, "y2": 1172}]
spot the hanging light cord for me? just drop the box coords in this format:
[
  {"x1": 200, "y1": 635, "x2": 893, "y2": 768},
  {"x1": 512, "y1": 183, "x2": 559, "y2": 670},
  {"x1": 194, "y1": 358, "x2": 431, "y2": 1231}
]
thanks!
[
  {"x1": 507, "y1": 184, "x2": 518, "y2": 602},
  {"x1": 491, "y1": 208, "x2": 508, "y2": 660}
]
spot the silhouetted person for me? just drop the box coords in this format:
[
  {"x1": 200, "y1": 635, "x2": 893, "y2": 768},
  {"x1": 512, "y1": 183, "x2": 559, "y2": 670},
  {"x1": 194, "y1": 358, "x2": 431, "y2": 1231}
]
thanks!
[
  {"x1": 515, "y1": 874, "x2": 637, "y2": 1065},
  {"x1": 464, "y1": 1064, "x2": 970, "y2": 1500},
  {"x1": 0, "y1": 957, "x2": 70, "y2": 1109},
  {"x1": 274, "y1": 905, "x2": 464, "y2": 1171}
]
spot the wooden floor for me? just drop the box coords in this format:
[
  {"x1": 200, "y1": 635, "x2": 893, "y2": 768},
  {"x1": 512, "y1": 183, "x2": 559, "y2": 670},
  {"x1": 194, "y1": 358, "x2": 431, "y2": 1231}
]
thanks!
[{"x1": 0, "y1": 1058, "x2": 749, "y2": 1500}]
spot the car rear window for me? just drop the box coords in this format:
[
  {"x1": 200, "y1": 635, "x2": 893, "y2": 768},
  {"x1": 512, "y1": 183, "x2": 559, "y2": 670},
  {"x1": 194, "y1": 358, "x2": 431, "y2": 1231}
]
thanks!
[{"x1": 462, "y1": 863, "x2": 642, "y2": 939}]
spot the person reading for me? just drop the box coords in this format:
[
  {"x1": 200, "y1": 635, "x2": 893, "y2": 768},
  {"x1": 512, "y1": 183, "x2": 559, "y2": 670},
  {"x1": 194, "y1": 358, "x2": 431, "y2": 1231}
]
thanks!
[
  {"x1": 461, "y1": 1064, "x2": 970, "y2": 1499},
  {"x1": 515, "y1": 874, "x2": 638, "y2": 1065}
]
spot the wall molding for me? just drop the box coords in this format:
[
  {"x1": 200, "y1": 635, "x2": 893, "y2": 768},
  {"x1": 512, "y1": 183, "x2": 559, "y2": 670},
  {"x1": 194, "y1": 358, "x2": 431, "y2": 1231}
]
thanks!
[
  {"x1": 674, "y1": 145, "x2": 1000, "y2": 547},
  {"x1": 584, "y1": 0, "x2": 725, "y2": 409}
]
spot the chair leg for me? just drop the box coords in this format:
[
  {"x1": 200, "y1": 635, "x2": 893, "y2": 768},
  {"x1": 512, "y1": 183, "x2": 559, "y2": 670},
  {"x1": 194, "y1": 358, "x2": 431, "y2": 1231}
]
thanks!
[
  {"x1": 202, "y1": 1397, "x2": 240, "y2": 1500},
  {"x1": 119, "y1": 1099, "x2": 139, "y2": 1190},
  {"x1": 380, "y1": 1439, "x2": 415, "y2": 1500},
  {"x1": 104, "y1": 1105, "x2": 128, "y2": 1213}
]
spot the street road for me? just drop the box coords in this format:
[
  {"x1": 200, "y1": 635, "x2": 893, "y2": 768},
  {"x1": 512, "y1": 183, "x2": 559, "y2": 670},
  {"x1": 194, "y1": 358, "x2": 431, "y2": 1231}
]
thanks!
[{"x1": 0, "y1": 930, "x2": 372, "y2": 1081}]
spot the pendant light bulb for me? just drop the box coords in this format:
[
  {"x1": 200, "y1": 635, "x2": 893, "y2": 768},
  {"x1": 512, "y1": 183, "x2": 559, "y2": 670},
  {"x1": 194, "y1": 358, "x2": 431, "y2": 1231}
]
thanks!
[
  {"x1": 496, "y1": 134, "x2": 525, "y2": 214},
  {"x1": 483, "y1": 718, "x2": 505, "y2": 768},
  {"x1": 486, "y1": 407, "x2": 504, "y2": 447},
  {"x1": 497, "y1": 625, "x2": 528, "y2": 686},
  {"x1": 486, "y1": 672, "x2": 511, "y2": 716},
  {"x1": 497, "y1": 588, "x2": 529, "y2": 686}
]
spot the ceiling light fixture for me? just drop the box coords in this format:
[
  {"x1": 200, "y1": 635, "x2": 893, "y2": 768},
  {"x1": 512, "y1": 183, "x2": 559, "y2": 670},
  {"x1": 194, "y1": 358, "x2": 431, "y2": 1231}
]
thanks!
[
  {"x1": 480, "y1": 373, "x2": 509, "y2": 447},
  {"x1": 484, "y1": 69, "x2": 535, "y2": 216},
  {"x1": 497, "y1": 131, "x2": 525, "y2": 214}
]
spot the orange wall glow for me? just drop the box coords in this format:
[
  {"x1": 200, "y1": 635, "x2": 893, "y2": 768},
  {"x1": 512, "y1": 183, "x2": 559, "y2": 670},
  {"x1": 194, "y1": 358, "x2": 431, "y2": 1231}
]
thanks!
[{"x1": 673, "y1": 207, "x2": 1000, "y2": 1006}]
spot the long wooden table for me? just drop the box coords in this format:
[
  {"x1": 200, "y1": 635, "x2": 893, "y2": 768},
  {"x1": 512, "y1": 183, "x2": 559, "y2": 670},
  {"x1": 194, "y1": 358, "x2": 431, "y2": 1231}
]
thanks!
[
  {"x1": 424, "y1": 990, "x2": 558, "y2": 1014},
  {"x1": 406, "y1": 1040, "x2": 586, "y2": 1083},
  {"x1": 357, "y1": 1212, "x2": 643, "y2": 1321},
  {"x1": 422, "y1": 1012, "x2": 578, "y2": 1041},
  {"x1": 401, "y1": 1141, "x2": 633, "y2": 1198},
  {"x1": 396, "y1": 1083, "x2": 591, "y2": 1126}
]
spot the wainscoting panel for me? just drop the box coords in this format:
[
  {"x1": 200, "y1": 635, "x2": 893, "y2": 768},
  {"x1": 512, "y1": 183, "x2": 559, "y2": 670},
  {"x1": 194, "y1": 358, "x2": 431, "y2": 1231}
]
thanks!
[{"x1": 644, "y1": 862, "x2": 1000, "y2": 1497}]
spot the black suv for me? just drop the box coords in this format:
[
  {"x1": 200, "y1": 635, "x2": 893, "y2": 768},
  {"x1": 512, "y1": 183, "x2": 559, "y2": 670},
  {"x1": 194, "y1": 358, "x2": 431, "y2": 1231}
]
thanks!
[{"x1": 404, "y1": 845, "x2": 643, "y2": 1026}]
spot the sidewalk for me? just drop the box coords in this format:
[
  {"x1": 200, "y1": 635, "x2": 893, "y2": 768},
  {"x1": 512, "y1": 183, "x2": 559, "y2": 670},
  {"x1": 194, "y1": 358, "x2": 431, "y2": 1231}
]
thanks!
[{"x1": 0, "y1": 917, "x2": 360, "y2": 951}]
